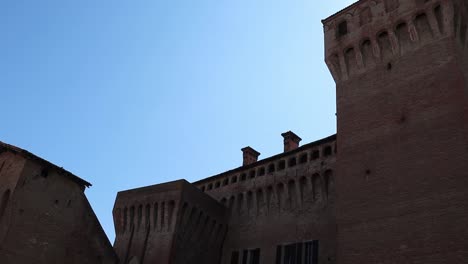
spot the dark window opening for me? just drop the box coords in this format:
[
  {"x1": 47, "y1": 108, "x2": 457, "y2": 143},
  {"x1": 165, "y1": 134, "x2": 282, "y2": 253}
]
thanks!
[
  {"x1": 215, "y1": 181, "x2": 221, "y2": 188},
  {"x1": 275, "y1": 246, "x2": 282, "y2": 264},
  {"x1": 223, "y1": 178, "x2": 229, "y2": 186},
  {"x1": 231, "y1": 251, "x2": 240, "y2": 264},
  {"x1": 337, "y1": 21, "x2": 348, "y2": 38},
  {"x1": 242, "y1": 250, "x2": 248, "y2": 264},
  {"x1": 208, "y1": 183, "x2": 213, "y2": 190},
  {"x1": 299, "y1": 153, "x2": 308, "y2": 164},
  {"x1": 268, "y1": 164, "x2": 275, "y2": 173},
  {"x1": 201, "y1": 186, "x2": 206, "y2": 192},
  {"x1": 249, "y1": 170, "x2": 256, "y2": 179},
  {"x1": 323, "y1": 146, "x2": 332, "y2": 157},
  {"x1": 240, "y1": 173, "x2": 247, "y2": 181},
  {"x1": 276, "y1": 241, "x2": 319, "y2": 264},
  {"x1": 278, "y1": 160, "x2": 286, "y2": 171},
  {"x1": 288, "y1": 157, "x2": 297, "y2": 167},
  {"x1": 305, "y1": 240, "x2": 319, "y2": 264},
  {"x1": 258, "y1": 167, "x2": 265, "y2": 176},
  {"x1": 311, "y1": 150, "x2": 320, "y2": 160},
  {"x1": 231, "y1": 176, "x2": 238, "y2": 184},
  {"x1": 249, "y1": 248, "x2": 260, "y2": 264}
]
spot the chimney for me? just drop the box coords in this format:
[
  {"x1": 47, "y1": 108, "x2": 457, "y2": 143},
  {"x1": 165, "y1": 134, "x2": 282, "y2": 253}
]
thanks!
[
  {"x1": 281, "y1": 131, "x2": 302, "y2": 152},
  {"x1": 241, "y1": 147, "x2": 260, "y2": 166}
]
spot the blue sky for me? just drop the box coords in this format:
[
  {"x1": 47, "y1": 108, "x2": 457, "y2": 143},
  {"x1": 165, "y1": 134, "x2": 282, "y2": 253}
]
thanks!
[{"x1": 0, "y1": 0, "x2": 356, "y2": 242}]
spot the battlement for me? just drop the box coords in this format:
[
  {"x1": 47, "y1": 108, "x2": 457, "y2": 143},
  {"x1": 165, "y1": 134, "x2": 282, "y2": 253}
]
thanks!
[
  {"x1": 193, "y1": 135, "x2": 336, "y2": 194},
  {"x1": 323, "y1": 0, "x2": 459, "y2": 82}
]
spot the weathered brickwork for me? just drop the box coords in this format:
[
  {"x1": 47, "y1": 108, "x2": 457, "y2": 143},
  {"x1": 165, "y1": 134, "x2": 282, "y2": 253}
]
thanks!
[
  {"x1": 0, "y1": 143, "x2": 117, "y2": 264},
  {"x1": 112, "y1": 180, "x2": 228, "y2": 264},
  {"x1": 323, "y1": 0, "x2": 468, "y2": 263}
]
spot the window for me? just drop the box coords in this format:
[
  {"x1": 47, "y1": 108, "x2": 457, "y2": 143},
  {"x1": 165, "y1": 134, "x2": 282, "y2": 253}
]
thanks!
[
  {"x1": 299, "y1": 153, "x2": 308, "y2": 164},
  {"x1": 201, "y1": 186, "x2": 206, "y2": 192},
  {"x1": 278, "y1": 160, "x2": 286, "y2": 171},
  {"x1": 276, "y1": 241, "x2": 319, "y2": 264},
  {"x1": 258, "y1": 167, "x2": 265, "y2": 176},
  {"x1": 337, "y1": 20, "x2": 348, "y2": 38},
  {"x1": 323, "y1": 146, "x2": 332, "y2": 157},
  {"x1": 208, "y1": 183, "x2": 213, "y2": 190},
  {"x1": 268, "y1": 164, "x2": 276, "y2": 173},
  {"x1": 288, "y1": 157, "x2": 297, "y2": 167},
  {"x1": 231, "y1": 251, "x2": 240, "y2": 264},
  {"x1": 231, "y1": 175, "x2": 238, "y2": 184},
  {"x1": 305, "y1": 241, "x2": 319, "y2": 264},
  {"x1": 242, "y1": 250, "x2": 248, "y2": 264},
  {"x1": 311, "y1": 150, "x2": 320, "y2": 160},
  {"x1": 223, "y1": 178, "x2": 229, "y2": 186},
  {"x1": 237, "y1": 248, "x2": 261, "y2": 264},
  {"x1": 249, "y1": 249, "x2": 260, "y2": 264},
  {"x1": 249, "y1": 170, "x2": 256, "y2": 179},
  {"x1": 215, "y1": 181, "x2": 221, "y2": 188},
  {"x1": 240, "y1": 173, "x2": 247, "y2": 181}
]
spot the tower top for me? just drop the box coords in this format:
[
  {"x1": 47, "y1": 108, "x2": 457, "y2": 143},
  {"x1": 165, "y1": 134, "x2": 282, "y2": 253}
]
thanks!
[{"x1": 322, "y1": 0, "x2": 453, "y2": 83}]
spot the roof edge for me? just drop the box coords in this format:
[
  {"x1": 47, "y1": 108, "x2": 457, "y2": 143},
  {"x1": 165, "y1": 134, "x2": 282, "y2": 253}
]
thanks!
[
  {"x1": 0, "y1": 141, "x2": 92, "y2": 188},
  {"x1": 192, "y1": 134, "x2": 337, "y2": 185}
]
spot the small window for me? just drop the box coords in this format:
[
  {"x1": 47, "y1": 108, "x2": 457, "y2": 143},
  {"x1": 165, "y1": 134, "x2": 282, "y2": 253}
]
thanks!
[
  {"x1": 288, "y1": 157, "x2": 297, "y2": 167},
  {"x1": 208, "y1": 183, "x2": 213, "y2": 190},
  {"x1": 242, "y1": 250, "x2": 248, "y2": 264},
  {"x1": 249, "y1": 170, "x2": 256, "y2": 179},
  {"x1": 323, "y1": 146, "x2": 332, "y2": 157},
  {"x1": 215, "y1": 181, "x2": 221, "y2": 188},
  {"x1": 201, "y1": 186, "x2": 206, "y2": 192},
  {"x1": 231, "y1": 175, "x2": 238, "y2": 184},
  {"x1": 222, "y1": 178, "x2": 229, "y2": 186},
  {"x1": 299, "y1": 153, "x2": 308, "y2": 164},
  {"x1": 231, "y1": 251, "x2": 240, "y2": 264},
  {"x1": 276, "y1": 241, "x2": 318, "y2": 264},
  {"x1": 240, "y1": 173, "x2": 247, "y2": 181},
  {"x1": 249, "y1": 248, "x2": 261, "y2": 264},
  {"x1": 258, "y1": 167, "x2": 265, "y2": 176},
  {"x1": 278, "y1": 160, "x2": 286, "y2": 171},
  {"x1": 311, "y1": 150, "x2": 320, "y2": 160},
  {"x1": 337, "y1": 20, "x2": 348, "y2": 38},
  {"x1": 268, "y1": 164, "x2": 276, "y2": 173}
]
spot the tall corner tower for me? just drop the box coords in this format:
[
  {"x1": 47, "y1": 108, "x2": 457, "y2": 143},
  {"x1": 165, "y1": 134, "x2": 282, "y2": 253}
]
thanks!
[{"x1": 323, "y1": 0, "x2": 468, "y2": 263}]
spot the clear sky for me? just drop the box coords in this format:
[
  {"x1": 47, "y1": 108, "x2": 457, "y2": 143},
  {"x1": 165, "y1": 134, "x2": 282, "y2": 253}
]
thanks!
[{"x1": 0, "y1": 0, "x2": 356, "y2": 242}]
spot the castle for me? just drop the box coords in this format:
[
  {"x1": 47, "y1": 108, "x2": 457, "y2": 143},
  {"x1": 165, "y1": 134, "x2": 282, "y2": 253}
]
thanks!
[{"x1": 1, "y1": 0, "x2": 468, "y2": 263}]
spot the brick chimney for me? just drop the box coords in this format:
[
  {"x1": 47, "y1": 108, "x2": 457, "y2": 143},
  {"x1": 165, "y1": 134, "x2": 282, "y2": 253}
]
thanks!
[
  {"x1": 241, "y1": 147, "x2": 260, "y2": 166},
  {"x1": 281, "y1": 131, "x2": 302, "y2": 152}
]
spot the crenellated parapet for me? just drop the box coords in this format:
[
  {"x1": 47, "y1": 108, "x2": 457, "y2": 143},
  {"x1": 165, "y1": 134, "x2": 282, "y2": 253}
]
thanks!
[
  {"x1": 323, "y1": 0, "x2": 460, "y2": 82},
  {"x1": 112, "y1": 180, "x2": 228, "y2": 264}
]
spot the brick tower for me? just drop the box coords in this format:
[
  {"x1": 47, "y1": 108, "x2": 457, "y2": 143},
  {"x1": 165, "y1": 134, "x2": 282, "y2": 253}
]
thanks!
[{"x1": 323, "y1": 0, "x2": 468, "y2": 263}]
